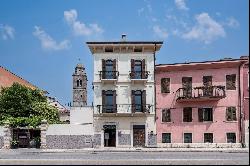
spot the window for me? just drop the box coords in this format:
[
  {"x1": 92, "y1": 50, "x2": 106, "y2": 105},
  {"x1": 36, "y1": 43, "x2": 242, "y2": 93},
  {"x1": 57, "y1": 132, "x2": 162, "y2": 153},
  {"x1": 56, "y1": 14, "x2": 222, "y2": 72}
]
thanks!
[
  {"x1": 203, "y1": 76, "x2": 213, "y2": 96},
  {"x1": 134, "y1": 60, "x2": 143, "y2": 79},
  {"x1": 226, "y1": 74, "x2": 236, "y2": 90},
  {"x1": 105, "y1": 47, "x2": 113, "y2": 52},
  {"x1": 227, "y1": 133, "x2": 236, "y2": 143},
  {"x1": 134, "y1": 91, "x2": 142, "y2": 112},
  {"x1": 131, "y1": 59, "x2": 146, "y2": 79},
  {"x1": 105, "y1": 60, "x2": 114, "y2": 79},
  {"x1": 204, "y1": 133, "x2": 213, "y2": 143},
  {"x1": 182, "y1": 77, "x2": 192, "y2": 98},
  {"x1": 203, "y1": 76, "x2": 212, "y2": 86},
  {"x1": 102, "y1": 90, "x2": 116, "y2": 113},
  {"x1": 226, "y1": 107, "x2": 237, "y2": 121},
  {"x1": 198, "y1": 108, "x2": 213, "y2": 122},
  {"x1": 162, "y1": 133, "x2": 171, "y2": 143},
  {"x1": 131, "y1": 90, "x2": 146, "y2": 113},
  {"x1": 162, "y1": 109, "x2": 171, "y2": 122},
  {"x1": 79, "y1": 80, "x2": 82, "y2": 87},
  {"x1": 102, "y1": 59, "x2": 116, "y2": 79},
  {"x1": 134, "y1": 47, "x2": 142, "y2": 52},
  {"x1": 184, "y1": 133, "x2": 192, "y2": 143},
  {"x1": 183, "y1": 107, "x2": 192, "y2": 122},
  {"x1": 161, "y1": 78, "x2": 170, "y2": 93}
]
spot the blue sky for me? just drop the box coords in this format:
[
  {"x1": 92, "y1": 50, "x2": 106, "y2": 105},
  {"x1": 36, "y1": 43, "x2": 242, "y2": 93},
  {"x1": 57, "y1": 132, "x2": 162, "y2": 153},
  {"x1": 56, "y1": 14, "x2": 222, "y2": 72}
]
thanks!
[{"x1": 0, "y1": 0, "x2": 249, "y2": 107}]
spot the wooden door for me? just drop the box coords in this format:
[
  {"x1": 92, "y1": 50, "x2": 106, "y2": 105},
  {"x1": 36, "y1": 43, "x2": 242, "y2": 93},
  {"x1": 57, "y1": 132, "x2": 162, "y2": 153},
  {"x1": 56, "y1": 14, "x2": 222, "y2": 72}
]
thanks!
[{"x1": 133, "y1": 125, "x2": 145, "y2": 147}]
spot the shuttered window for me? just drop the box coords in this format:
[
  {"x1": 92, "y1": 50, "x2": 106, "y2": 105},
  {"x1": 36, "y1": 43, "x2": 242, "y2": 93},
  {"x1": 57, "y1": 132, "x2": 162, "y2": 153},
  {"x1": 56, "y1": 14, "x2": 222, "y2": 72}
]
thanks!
[
  {"x1": 130, "y1": 59, "x2": 146, "y2": 79},
  {"x1": 226, "y1": 74, "x2": 236, "y2": 90},
  {"x1": 162, "y1": 133, "x2": 171, "y2": 143},
  {"x1": 161, "y1": 78, "x2": 170, "y2": 93},
  {"x1": 162, "y1": 109, "x2": 171, "y2": 122},
  {"x1": 226, "y1": 107, "x2": 237, "y2": 121},
  {"x1": 131, "y1": 90, "x2": 146, "y2": 113},
  {"x1": 183, "y1": 107, "x2": 192, "y2": 122},
  {"x1": 198, "y1": 108, "x2": 213, "y2": 122},
  {"x1": 102, "y1": 90, "x2": 116, "y2": 113},
  {"x1": 101, "y1": 59, "x2": 117, "y2": 79},
  {"x1": 182, "y1": 77, "x2": 192, "y2": 97}
]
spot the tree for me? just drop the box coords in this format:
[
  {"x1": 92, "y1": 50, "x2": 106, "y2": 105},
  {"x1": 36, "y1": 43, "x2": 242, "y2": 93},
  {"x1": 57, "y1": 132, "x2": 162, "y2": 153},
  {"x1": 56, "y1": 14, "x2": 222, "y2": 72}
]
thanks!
[{"x1": 0, "y1": 82, "x2": 60, "y2": 128}]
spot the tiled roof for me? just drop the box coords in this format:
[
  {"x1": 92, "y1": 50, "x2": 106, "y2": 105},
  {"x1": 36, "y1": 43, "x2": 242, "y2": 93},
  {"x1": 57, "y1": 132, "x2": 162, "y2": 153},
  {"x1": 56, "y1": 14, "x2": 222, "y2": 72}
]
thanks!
[{"x1": 0, "y1": 66, "x2": 47, "y2": 93}]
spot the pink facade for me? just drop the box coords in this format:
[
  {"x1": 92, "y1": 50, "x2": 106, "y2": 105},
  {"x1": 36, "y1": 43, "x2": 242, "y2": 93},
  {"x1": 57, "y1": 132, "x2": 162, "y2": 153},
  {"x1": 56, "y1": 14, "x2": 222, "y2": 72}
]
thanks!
[
  {"x1": 242, "y1": 61, "x2": 249, "y2": 120},
  {"x1": 155, "y1": 59, "x2": 248, "y2": 144}
]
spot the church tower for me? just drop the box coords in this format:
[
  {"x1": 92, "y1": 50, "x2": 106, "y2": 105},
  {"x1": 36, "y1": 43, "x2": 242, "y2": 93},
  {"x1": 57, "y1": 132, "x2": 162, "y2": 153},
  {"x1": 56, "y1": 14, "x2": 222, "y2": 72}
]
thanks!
[{"x1": 72, "y1": 63, "x2": 87, "y2": 107}]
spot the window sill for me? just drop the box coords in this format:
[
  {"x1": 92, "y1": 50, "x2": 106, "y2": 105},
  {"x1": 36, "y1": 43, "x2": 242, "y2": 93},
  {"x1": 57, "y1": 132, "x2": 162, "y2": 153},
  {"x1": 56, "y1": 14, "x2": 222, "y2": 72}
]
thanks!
[
  {"x1": 224, "y1": 121, "x2": 238, "y2": 123},
  {"x1": 161, "y1": 122, "x2": 173, "y2": 124}
]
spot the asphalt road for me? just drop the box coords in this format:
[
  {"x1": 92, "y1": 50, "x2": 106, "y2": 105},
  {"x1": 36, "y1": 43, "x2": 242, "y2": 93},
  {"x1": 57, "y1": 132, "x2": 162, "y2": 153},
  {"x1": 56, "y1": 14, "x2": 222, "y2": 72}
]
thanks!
[{"x1": 0, "y1": 151, "x2": 248, "y2": 165}]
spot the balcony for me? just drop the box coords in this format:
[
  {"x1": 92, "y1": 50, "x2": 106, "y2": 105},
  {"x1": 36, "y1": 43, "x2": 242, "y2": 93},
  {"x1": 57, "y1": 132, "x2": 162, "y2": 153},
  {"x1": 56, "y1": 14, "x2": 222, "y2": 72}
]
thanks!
[
  {"x1": 99, "y1": 71, "x2": 119, "y2": 83},
  {"x1": 129, "y1": 71, "x2": 149, "y2": 84},
  {"x1": 95, "y1": 104, "x2": 151, "y2": 117},
  {"x1": 176, "y1": 85, "x2": 226, "y2": 102}
]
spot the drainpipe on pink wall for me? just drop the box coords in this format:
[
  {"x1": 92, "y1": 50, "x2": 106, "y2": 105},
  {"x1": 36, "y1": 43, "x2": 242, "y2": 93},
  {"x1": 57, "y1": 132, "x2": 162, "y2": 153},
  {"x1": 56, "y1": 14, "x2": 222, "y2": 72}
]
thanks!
[
  {"x1": 154, "y1": 43, "x2": 156, "y2": 122},
  {"x1": 238, "y1": 62, "x2": 244, "y2": 147}
]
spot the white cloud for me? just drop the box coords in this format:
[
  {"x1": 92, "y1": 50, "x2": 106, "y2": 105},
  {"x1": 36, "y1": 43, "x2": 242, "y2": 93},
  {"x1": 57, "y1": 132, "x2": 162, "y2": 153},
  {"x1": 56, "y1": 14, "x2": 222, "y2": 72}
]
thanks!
[
  {"x1": 226, "y1": 17, "x2": 240, "y2": 28},
  {"x1": 33, "y1": 26, "x2": 71, "y2": 51},
  {"x1": 153, "y1": 25, "x2": 168, "y2": 39},
  {"x1": 175, "y1": 0, "x2": 189, "y2": 11},
  {"x1": 0, "y1": 24, "x2": 15, "y2": 40},
  {"x1": 182, "y1": 13, "x2": 226, "y2": 44},
  {"x1": 64, "y1": 9, "x2": 104, "y2": 36}
]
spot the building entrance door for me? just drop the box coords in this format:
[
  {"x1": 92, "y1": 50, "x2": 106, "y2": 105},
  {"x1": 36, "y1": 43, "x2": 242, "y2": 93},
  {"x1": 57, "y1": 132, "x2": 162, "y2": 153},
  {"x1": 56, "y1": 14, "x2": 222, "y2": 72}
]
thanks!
[
  {"x1": 103, "y1": 125, "x2": 116, "y2": 147},
  {"x1": 133, "y1": 125, "x2": 145, "y2": 147}
]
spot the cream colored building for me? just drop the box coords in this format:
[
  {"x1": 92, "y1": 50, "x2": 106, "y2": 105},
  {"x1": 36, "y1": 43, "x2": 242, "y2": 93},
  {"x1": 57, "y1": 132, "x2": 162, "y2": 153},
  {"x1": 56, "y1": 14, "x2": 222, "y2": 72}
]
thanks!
[{"x1": 87, "y1": 36, "x2": 163, "y2": 148}]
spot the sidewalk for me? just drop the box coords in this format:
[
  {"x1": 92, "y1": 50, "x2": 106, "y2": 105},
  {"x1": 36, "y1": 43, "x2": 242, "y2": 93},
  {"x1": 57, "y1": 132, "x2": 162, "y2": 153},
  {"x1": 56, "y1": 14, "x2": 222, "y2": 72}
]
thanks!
[{"x1": 0, "y1": 147, "x2": 249, "y2": 153}]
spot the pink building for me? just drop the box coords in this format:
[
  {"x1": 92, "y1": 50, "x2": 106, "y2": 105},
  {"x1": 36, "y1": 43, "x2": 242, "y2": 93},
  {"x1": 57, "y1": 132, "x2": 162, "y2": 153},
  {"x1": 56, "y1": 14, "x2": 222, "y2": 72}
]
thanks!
[
  {"x1": 155, "y1": 57, "x2": 248, "y2": 148},
  {"x1": 240, "y1": 56, "x2": 249, "y2": 147}
]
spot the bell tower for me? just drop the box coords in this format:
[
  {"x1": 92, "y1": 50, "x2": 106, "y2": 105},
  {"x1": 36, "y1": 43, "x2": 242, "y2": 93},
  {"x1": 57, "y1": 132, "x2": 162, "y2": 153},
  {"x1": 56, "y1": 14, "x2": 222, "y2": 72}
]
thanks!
[{"x1": 72, "y1": 63, "x2": 87, "y2": 107}]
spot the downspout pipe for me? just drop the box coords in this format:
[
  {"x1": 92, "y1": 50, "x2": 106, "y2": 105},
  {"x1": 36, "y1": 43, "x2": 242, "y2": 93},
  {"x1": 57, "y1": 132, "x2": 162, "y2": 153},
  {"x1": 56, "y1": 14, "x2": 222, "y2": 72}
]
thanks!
[
  {"x1": 238, "y1": 62, "x2": 244, "y2": 147},
  {"x1": 154, "y1": 43, "x2": 157, "y2": 122}
]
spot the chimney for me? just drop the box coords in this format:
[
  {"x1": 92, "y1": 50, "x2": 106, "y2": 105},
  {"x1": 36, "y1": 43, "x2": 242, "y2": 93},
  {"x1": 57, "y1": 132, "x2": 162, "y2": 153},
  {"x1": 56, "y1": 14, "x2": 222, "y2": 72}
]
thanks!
[{"x1": 121, "y1": 34, "x2": 126, "y2": 41}]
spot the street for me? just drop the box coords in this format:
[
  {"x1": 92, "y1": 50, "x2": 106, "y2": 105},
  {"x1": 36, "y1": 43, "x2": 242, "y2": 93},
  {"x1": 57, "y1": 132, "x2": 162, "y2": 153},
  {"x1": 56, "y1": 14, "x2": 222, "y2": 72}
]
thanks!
[{"x1": 0, "y1": 150, "x2": 248, "y2": 165}]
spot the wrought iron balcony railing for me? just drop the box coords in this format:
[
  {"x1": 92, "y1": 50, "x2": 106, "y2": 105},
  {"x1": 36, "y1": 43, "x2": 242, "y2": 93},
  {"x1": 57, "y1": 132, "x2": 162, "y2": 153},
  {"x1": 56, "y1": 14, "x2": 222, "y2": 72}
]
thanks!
[
  {"x1": 96, "y1": 104, "x2": 152, "y2": 114},
  {"x1": 176, "y1": 85, "x2": 226, "y2": 101},
  {"x1": 97, "y1": 104, "x2": 117, "y2": 113},
  {"x1": 129, "y1": 71, "x2": 149, "y2": 79},
  {"x1": 99, "y1": 71, "x2": 119, "y2": 80}
]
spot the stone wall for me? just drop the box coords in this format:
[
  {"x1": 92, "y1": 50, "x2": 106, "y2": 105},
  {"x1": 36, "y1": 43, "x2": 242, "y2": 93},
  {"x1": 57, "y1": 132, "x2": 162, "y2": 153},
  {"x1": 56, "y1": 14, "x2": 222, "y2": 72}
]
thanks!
[
  {"x1": 46, "y1": 135, "x2": 93, "y2": 149},
  {"x1": 118, "y1": 134, "x2": 131, "y2": 146}
]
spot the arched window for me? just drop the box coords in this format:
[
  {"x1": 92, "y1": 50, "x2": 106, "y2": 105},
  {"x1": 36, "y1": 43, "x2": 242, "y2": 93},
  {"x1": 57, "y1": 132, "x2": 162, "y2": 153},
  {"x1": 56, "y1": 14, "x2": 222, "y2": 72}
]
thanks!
[
  {"x1": 77, "y1": 80, "x2": 79, "y2": 87},
  {"x1": 79, "y1": 80, "x2": 82, "y2": 87}
]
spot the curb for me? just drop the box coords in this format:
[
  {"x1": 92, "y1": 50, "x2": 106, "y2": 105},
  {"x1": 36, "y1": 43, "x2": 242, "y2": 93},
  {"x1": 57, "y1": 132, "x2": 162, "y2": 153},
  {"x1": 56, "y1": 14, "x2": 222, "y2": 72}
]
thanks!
[{"x1": 0, "y1": 148, "x2": 249, "y2": 153}]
